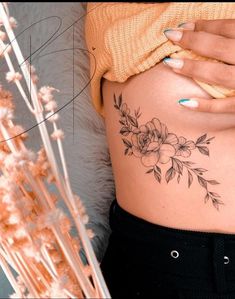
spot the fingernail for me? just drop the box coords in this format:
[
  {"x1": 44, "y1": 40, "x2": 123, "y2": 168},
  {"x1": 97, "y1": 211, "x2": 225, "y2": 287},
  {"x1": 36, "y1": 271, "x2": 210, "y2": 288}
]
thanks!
[
  {"x1": 163, "y1": 58, "x2": 184, "y2": 69},
  {"x1": 178, "y1": 22, "x2": 195, "y2": 30},
  {"x1": 178, "y1": 98, "x2": 199, "y2": 108},
  {"x1": 163, "y1": 29, "x2": 183, "y2": 42}
]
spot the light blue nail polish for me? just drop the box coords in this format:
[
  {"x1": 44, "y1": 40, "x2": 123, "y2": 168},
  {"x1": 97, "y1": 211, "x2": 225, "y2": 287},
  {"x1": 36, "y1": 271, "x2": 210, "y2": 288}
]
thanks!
[
  {"x1": 178, "y1": 98, "x2": 199, "y2": 108},
  {"x1": 163, "y1": 28, "x2": 173, "y2": 36},
  {"x1": 178, "y1": 98, "x2": 190, "y2": 103},
  {"x1": 163, "y1": 57, "x2": 171, "y2": 64},
  {"x1": 163, "y1": 28, "x2": 172, "y2": 33},
  {"x1": 178, "y1": 22, "x2": 186, "y2": 28}
]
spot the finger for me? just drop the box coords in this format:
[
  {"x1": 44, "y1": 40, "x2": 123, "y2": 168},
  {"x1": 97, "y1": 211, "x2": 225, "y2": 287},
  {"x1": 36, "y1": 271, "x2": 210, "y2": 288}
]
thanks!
[
  {"x1": 180, "y1": 19, "x2": 235, "y2": 39},
  {"x1": 163, "y1": 58, "x2": 235, "y2": 90},
  {"x1": 194, "y1": 19, "x2": 235, "y2": 39},
  {"x1": 178, "y1": 97, "x2": 235, "y2": 114},
  {"x1": 164, "y1": 29, "x2": 235, "y2": 65}
]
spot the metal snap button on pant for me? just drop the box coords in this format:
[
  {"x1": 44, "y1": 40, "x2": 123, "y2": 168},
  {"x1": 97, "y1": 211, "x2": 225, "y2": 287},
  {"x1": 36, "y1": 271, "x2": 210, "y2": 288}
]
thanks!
[
  {"x1": 224, "y1": 256, "x2": 229, "y2": 265},
  {"x1": 213, "y1": 235, "x2": 228, "y2": 294},
  {"x1": 170, "y1": 250, "x2": 179, "y2": 259}
]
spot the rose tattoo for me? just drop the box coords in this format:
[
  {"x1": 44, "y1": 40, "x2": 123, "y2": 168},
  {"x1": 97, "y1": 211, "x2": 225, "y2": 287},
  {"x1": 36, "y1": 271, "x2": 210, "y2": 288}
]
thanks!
[{"x1": 114, "y1": 92, "x2": 224, "y2": 211}]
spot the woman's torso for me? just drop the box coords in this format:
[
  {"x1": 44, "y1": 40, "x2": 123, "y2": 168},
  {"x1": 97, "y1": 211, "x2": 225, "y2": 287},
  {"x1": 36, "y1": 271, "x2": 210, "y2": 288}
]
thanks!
[{"x1": 102, "y1": 61, "x2": 235, "y2": 234}]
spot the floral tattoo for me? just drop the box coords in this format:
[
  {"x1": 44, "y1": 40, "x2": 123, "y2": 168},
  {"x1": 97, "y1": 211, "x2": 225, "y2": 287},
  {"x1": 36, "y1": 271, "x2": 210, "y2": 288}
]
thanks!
[{"x1": 113, "y1": 92, "x2": 224, "y2": 211}]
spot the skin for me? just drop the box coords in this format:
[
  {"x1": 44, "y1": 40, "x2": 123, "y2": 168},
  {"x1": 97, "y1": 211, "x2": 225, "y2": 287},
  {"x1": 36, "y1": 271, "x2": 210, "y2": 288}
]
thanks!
[{"x1": 101, "y1": 19, "x2": 235, "y2": 233}]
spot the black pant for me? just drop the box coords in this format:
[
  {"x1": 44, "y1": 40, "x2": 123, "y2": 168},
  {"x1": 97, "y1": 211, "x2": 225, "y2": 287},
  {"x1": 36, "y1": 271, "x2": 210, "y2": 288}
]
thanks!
[{"x1": 100, "y1": 199, "x2": 235, "y2": 298}]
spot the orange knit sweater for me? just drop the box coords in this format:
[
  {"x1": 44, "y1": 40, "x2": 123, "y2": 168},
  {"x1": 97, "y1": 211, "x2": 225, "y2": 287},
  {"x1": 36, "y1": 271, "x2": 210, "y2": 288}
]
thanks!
[{"x1": 84, "y1": 2, "x2": 235, "y2": 119}]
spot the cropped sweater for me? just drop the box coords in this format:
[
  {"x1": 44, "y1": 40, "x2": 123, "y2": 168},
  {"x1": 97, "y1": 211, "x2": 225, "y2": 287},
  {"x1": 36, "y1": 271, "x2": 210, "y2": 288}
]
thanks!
[{"x1": 84, "y1": 2, "x2": 235, "y2": 119}]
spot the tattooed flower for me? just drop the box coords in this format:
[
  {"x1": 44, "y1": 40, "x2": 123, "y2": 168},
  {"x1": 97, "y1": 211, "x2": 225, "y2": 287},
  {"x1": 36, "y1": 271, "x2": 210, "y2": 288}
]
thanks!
[
  {"x1": 131, "y1": 128, "x2": 176, "y2": 166},
  {"x1": 115, "y1": 94, "x2": 223, "y2": 210},
  {"x1": 131, "y1": 125, "x2": 159, "y2": 154},
  {"x1": 174, "y1": 137, "x2": 196, "y2": 158},
  {"x1": 139, "y1": 150, "x2": 159, "y2": 167},
  {"x1": 134, "y1": 142, "x2": 176, "y2": 167},
  {"x1": 164, "y1": 133, "x2": 178, "y2": 146},
  {"x1": 131, "y1": 118, "x2": 178, "y2": 166},
  {"x1": 131, "y1": 117, "x2": 166, "y2": 154},
  {"x1": 158, "y1": 143, "x2": 176, "y2": 164}
]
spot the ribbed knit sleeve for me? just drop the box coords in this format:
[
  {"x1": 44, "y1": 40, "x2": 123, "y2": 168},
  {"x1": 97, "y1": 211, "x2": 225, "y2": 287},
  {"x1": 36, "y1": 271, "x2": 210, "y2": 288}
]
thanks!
[{"x1": 85, "y1": 2, "x2": 235, "y2": 119}]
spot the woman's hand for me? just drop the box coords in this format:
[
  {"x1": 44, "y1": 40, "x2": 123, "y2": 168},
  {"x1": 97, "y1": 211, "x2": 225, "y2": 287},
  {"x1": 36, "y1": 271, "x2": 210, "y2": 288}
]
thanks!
[{"x1": 163, "y1": 19, "x2": 235, "y2": 113}]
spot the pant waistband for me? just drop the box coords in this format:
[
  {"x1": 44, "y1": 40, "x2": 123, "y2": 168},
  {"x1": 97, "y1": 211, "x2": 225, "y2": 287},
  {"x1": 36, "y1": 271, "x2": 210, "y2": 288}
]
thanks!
[
  {"x1": 108, "y1": 198, "x2": 235, "y2": 294},
  {"x1": 109, "y1": 199, "x2": 235, "y2": 245}
]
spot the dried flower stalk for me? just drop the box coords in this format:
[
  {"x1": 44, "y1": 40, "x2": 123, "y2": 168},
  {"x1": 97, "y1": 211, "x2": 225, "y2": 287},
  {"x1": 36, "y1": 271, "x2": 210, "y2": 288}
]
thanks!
[{"x1": 0, "y1": 3, "x2": 111, "y2": 298}]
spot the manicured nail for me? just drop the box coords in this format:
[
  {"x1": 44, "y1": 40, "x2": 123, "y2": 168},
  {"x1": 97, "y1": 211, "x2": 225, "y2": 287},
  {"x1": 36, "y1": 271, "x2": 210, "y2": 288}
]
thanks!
[
  {"x1": 163, "y1": 29, "x2": 183, "y2": 42},
  {"x1": 163, "y1": 58, "x2": 184, "y2": 69},
  {"x1": 178, "y1": 22, "x2": 195, "y2": 30},
  {"x1": 178, "y1": 98, "x2": 199, "y2": 108}
]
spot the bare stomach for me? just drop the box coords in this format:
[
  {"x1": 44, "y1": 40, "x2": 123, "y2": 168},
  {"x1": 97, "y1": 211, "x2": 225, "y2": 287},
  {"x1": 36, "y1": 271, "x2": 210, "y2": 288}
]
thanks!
[{"x1": 101, "y1": 61, "x2": 235, "y2": 234}]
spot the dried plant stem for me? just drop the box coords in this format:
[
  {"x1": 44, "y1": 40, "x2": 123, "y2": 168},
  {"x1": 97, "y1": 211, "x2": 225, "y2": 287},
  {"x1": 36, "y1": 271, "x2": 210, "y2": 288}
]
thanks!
[
  {"x1": 2, "y1": 243, "x2": 39, "y2": 298},
  {"x1": 0, "y1": 3, "x2": 67, "y2": 199},
  {"x1": 37, "y1": 178, "x2": 94, "y2": 291},
  {"x1": 19, "y1": 255, "x2": 47, "y2": 293},
  {"x1": 29, "y1": 261, "x2": 51, "y2": 291},
  {"x1": 0, "y1": 123, "x2": 17, "y2": 153},
  {"x1": 20, "y1": 168, "x2": 50, "y2": 211},
  {"x1": 0, "y1": 252, "x2": 23, "y2": 298},
  {"x1": 30, "y1": 172, "x2": 97, "y2": 296},
  {"x1": 35, "y1": 178, "x2": 95, "y2": 296},
  {"x1": 51, "y1": 225, "x2": 95, "y2": 297},
  {"x1": 51, "y1": 120, "x2": 109, "y2": 297},
  {"x1": 35, "y1": 177, "x2": 56, "y2": 210},
  {"x1": 0, "y1": 247, "x2": 15, "y2": 270},
  {"x1": 64, "y1": 289, "x2": 78, "y2": 299},
  {"x1": 0, "y1": 40, "x2": 35, "y2": 114},
  {"x1": 15, "y1": 252, "x2": 40, "y2": 297},
  {"x1": 40, "y1": 245, "x2": 58, "y2": 279},
  {"x1": 73, "y1": 211, "x2": 108, "y2": 297}
]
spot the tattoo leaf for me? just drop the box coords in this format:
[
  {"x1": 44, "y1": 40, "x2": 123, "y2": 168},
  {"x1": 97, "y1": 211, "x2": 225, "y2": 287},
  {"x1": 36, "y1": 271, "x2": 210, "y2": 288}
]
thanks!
[
  {"x1": 193, "y1": 168, "x2": 208, "y2": 175},
  {"x1": 118, "y1": 93, "x2": 123, "y2": 108},
  {"x1": 197, "y1": 176, "x2": 207, "y2": 189},
  {"x1": 165, "y1": 167, "x2": 176, "y2": 183},
  {"x1": 197, "y1": 146, "x2": 209, "y2": 156},
  {"x1": 120, "y1": 127, "x2": 130, "y2": 136},
  {"x1": 146, "y1": 168, "x2": 154, "y2": 174},
  {"x1": 194, "y1": 168, "x2": 207, "y2": 172},
  {"x1": 212, "y1": 198, "x2": 225, "y2": 210},
  {"x1": 127, "y1": 114, "x2": 138, "y2": 128},
  {"x1": 188, "y1": 170, "x2": 193, "y2": 188},
  {"x1": 114, "y1": 93, "x2": 117, "y2": 104},
  {"x1": 207, "y1": 137, "x2": 215, "y2": 142},
  {"x1": 135, "y1": 107, "x2": 141, "y2": 119},
  {"x1": 196, "y1": 134, "x2": 207, "y2": 144},
  {"x1": 122, "y1": 138, "x2": 132, "y2": 148},
  {"x1": 119, "y1": 120, "x2": 126, "y2": 126},
  {"x1": 209, "y1": 192, "x2": 221, "y2": 198},
  {"x1": 124, "y1": 148, "x2": 129, "y2": 155},
  {"x1": 154, "y1": 170, "x2": 161, "y2": 183},
  {"x1": 207, "y1": 180, "x2": 220, "y2": 185},
  {"x1": 204, "y1": 193, "x2": 209, "y2": 203},
  {"x1": 172, "y1": 158, "x2": 183, "y2": 174},
  {"x1": 154, "y1": 165, "x2": 161, "y2": 174},
  {"x1": 183, "y1": 161, "x2": 195, "y2": 166},
  {"x1": 177, "y1": 174, "x2": 181, "y2": 183}
]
